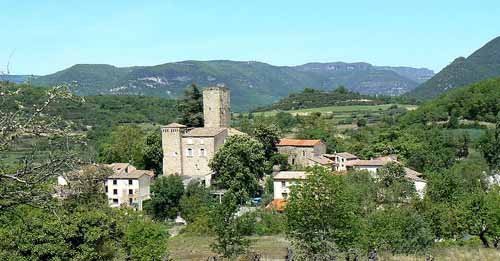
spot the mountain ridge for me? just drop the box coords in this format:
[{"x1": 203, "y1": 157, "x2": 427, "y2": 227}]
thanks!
[
  {"x1": 31, "y1": 60, "x2": 434, "y2": 111},
  {"x1": 408, "y1": 36, "x2": 500, "y2": 100}
]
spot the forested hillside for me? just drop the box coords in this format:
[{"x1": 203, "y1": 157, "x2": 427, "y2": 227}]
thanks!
[
  {"x1": 2, "y1": 84, "x2": 179, "y2": 130},
  {"x1": 254, "y1": 87, "x2": 387, "y2": 111},
  {"x1": 402, "y1": 78, "x2": 500, "y2": 124},
  {"x1": 32, "y1": 60, "x2": 433, "y2": 111},
  {"x1": 408, "y1": 36, "x2": 500, "y2": 100}
]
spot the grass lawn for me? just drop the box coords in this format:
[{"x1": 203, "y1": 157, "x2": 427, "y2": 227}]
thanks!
[{"x1": 168, "y1": 234, "x2": 500, "y2": 260}]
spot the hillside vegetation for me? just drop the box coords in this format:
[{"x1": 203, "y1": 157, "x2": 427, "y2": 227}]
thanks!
[
  {"x1": 402, "y1": 78, "x2": 500, "y2": 124},
  {"x1": 32, "y1": 60, "x2": 434, "y2": 111},
  {"x1": 409, "y1": 36, "x2": 500, "y2": 100},
  {"x1": 2, "y1": 84, "x2": 179, "y2": 130},
  {"x1": 254, "y1": 87, "x2": 387, "y2": 111}
]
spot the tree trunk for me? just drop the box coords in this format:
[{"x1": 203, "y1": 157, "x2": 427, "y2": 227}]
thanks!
[{"x1": 479, "y1": 229, "x2": 490, "y2": 248}]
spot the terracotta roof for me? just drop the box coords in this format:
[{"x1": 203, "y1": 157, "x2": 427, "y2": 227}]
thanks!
[
  {"x1": 228, "y1": 128, "x2": 246, "y2": 136},
  {"x1": 335, "y1": 152, "x2": 358, "y2": 159},
  {"x1": 274, "y1": 171, "x2": 308, "y2": 180},
  {"x1": 404, "y1": 167, "x2": 426, "y2": 182},
  {"x1": 277, "y1": 138, "x2": 322, "y2": 147},
  {"x1": 163, "y1": 123, "x2": 187, "y2": 128},
  {"x1": 107, "y1": 163, "x2": 136, "y2": 174},
  {"x1": 345, "y1": 159, "x2": 387, "y2": 167},
  {"x1": 183, "y1": 127, "x2": 227, "y2": 137},
  {"x1": 265, "y1": 199, "x2": 287, "y2": 212},
  {"x1": 109, "y1": 169, "x2": 154, "y2": 179},
  {"x1": 308, "y1": 156, "x2": 334, "y2": 165},
  {"x1": 374, "y1": 155, "x2": 399, "y2": 163}
]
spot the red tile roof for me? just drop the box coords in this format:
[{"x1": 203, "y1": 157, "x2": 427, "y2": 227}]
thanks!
[
  {"x1": 265, "y1": 199, "x2": 287, "y2": 212},
  {"x1": 277, "y1": 138, "x2": 322, "y2": 147}
]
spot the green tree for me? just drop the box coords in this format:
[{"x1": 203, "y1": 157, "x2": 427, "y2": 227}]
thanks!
[
  {"x1": 178, "y1": 84, "x2": 203, "y2": 127},
  {"x1": 376, "y1": 162, "x2": 416, "y2": 204},
  {"x1": 285, "y1": 167, "x2": 363, "y2": 259},
  {"x1": 97, "y1": 125, "x2": 146, "y2": 166},
  {"x1": 367, "y1": 206, "x2": 433, "y2": 254},
  {"x1": 144, "y1": 175, "x2": 185, "y2": 220},
  {"x1": 123, "y1": 219, "x2": 169, "y2": 260},
  {"x1": 478, "y1": 112, "x2": 500, "y2": 172},
  {"x1": 0, "y1": 207, "x2": 121, "y2": 260},
  {"x1": 142, "y1": 130, "x2": 163, "y2": 175},
  {"x1": 210, "y1": 135, "x2": 266, "y2": 201},
  {"x1": 459, "y1": 187, "x2": 500, "y2": 248},
  {"x1": 252, "y1": 124, "x2": 281, "y2": 160},
  {"x1": 179, "y1": 181, "x2": 214, "y2": 223},
  {"x1": 210, "y1": 192, "x2": 249, "y2": 259}
]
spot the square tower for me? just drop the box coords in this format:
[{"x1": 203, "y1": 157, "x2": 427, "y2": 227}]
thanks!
[
  {"x1": 203, "y1": 87, "x2": 230, "y2": 128},
  {"x1": 161, "y1": 123, "x2": 187, "y2": 176}
]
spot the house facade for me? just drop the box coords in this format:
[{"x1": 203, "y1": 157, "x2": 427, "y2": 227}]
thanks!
[
  {"x1": 273, "y1": 171, "x2": 308, "y2": 200},
  {"x1": 105, "y1": 163, "x2": 153, "y2": 210}
]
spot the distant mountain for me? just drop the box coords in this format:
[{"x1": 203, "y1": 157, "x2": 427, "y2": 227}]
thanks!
[
  {"x1": 0, "y1": 74, "x2": 37, "y2": 84},
  {"x1": 408, "y1": 36, "x2": 500, "y2": 100},
  {"x1": 33, "y1": 60, "x2": 433, "y2": 111}
]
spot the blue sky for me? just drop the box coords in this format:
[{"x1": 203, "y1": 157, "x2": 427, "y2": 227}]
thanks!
[{"x1": 1, "y1": 0, "x2": 499, "y2": 75}]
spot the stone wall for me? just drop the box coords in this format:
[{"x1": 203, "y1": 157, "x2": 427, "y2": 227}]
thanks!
[{"x1": 203, "y1": 87, "x2": 230, "y2": 128}]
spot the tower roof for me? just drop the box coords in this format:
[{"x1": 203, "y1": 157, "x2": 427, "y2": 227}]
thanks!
[{"x1": 162, "y1": 123, "x2": 187, "y2": 128}]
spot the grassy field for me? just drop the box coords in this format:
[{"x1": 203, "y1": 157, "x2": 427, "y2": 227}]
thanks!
[
  {"x1": 168, "y1": 235, "x2": 500, "y2": 260},
  {"x1": 168, "y1": 235, "x2": 289, "y2": 260},
  {"x1": 250, "y1": 104, "x2": 418, "y2": 117}
]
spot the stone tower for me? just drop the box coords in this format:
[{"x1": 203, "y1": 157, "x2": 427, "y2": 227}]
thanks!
[
  {"x1": 161, "y1": 123, "x2": 187, "y2": 176},
  {"x1": 203, "y1": 87, "x2": 230, "y2": 128}
]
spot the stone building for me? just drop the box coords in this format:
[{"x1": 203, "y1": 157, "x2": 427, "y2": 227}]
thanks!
[
  {"x1": 276, "y1": 138, "x2": 328, "y2": 167},
  {"x1": 161, "y1": 86, "x2": 243, "y2": 185}
]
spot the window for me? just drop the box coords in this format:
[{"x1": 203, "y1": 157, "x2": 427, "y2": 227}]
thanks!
[
  {"x1": 105, "y1": 186, "x2": 108, "y2": 193},
  {"x1": 200, "y1": 148, "x2": 206, "y2": 157},
  {"x1": 129, "y1": 198, "x2": 133, "y2": 205},
  {"x1": 128, "y1": 180, "x2": 133, "y2": 185},
  {"x1": 113, "y1": 189, "x2": 118, "y2": 195},
  {"x1": 303, "y1": 151, "x2": 306, "y2": 157},
  {"x1": 129, "y1": 189, "x2": 133, "y2": 195},
  {"x1": 113, "y1": 180, "x2": 117, "y2": 185},
  {"x1": 112, "y1": 199, "x2": 119, "y2": 205},
  {"x1": 187, "y1": 148, "x2": 193, "y2": 157},
  {"x1": 281, "y1": 181, "x2": 286, "y2": 188},
  {"x1": 282, "y1": 193, "x2": 288, "y2": 199}
]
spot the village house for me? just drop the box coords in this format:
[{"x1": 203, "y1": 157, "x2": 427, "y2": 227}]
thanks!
[
  {"x1": 276, "y1": 138, "x2": 330, "y2": 168},
  {"x1": 105, "y1": 163, "x2": 153, "y2": 210},
  {"x1": 344, "y1": 155, "x2": 427, "y2": 197},
  {"x1": 56, "y1": 163, "x2": 154, "y2": 210},
  {"x1": 273, "y1": 171, "x2": 308, "y2": 200},
  {"x1": 161, "y1": 86, "x2": 244, "y2": 185},
  {"x1": 324, "y1": 152, "x2": 359, "y2": 171}
]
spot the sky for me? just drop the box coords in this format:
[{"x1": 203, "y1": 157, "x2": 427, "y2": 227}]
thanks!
[{"x1": 1, "y1": 0, "x2": 499, "y2": 75}]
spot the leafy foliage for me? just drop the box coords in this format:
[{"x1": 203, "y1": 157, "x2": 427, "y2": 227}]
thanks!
[
  {"x1": 178, "y1": 84, "x2": 203, "y2": 127},
  {"x1": 144, "y1": 175, "x2": 185, "y2": 220},
  {"x1": 210, "y1": 135, "x2": 266, "y2": 201},
  {"x1": 209, "y1": 192, "x2": 249, "y2": 258},
  {"x1": 286, "y1": 167, "x2": 363, "y2": 258}
]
